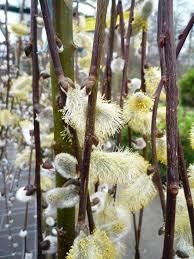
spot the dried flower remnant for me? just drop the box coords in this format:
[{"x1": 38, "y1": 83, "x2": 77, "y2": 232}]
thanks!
[
  {"x1": 111, "y1": 57, "x2": 125, "y2": 73},
  {"x1": 16, "y1": 186, "x2": 35, "y2": 203},
  {"x1": 156, "y1": 135, "x2": 167, "y2": 165},
  {"x1": 90, "y1": 191, "x2": 107, "y2": 213},
  {"x1": 41, "y1": 235, "x2": 57, "y2": 255},
  {"x1": 128, "y1": 78, "x2": 141, "y2": 93},
  {"x1": 132, "y1": 137, "x2": 147, "y2": 150},
  {"x1": 45, "y1": 185, "x2": 79, "y2": 209},
  {"x1": 90, "y1": 149, "x2": 148, "y2": 185},
  {"x1": 43, "y1": 205, "x2": 57, "y2": 219},
  {"x1": 67, "y1": 229, "x2": 118, "y2": 259},
  {"x1": 54, "y1": 153, "x2": 78, "y2": 179},
  {"x1": 19, "y1": 120, "x2": 34, "y2": 146},
  {"x1": 19, "y1": 229, "x2": 28, "y2": 238},
  {"x1": 45, "y1": 216, "x2": 55, "y2": 227},
  {"x1": 119, "y1": 174, "x2": 157, "y2": 212},
  {"x1": 190, "y1": 125, "x2": 194, "y2": 149}
]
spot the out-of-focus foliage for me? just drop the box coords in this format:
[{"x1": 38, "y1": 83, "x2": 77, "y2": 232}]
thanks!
[{"x1": 179, "y1": 68, "x2": 194, "y2": 107}]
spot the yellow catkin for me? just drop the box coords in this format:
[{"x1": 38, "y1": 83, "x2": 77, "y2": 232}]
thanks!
[
  {"x1": 123, "y1": 92, "x2": 153, "y2": 135},
  {"x1": 90, "y1": 149, "x2": 149, "y2": 185},
  {"x1": 66, "y1": 229, "x2": 118, "y2": 259},
  {"x1": 119, "y1": 174, "x2": 157, "y2": 212},
  {"x1": 190, "y1": 125, "x2": 194, "y2": 149}
]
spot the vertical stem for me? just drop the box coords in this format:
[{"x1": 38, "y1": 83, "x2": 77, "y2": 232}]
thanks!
[
  {"x1": 178, "y1": 137, "x2": 194, "y2": 245},
  {"x1": 151, "y1": 79, "x2": 166, "y2": 219},
  {"x1": 17, "y1": 0, "x2": 25, "y2": 72},
  {"x1": 161, "y1": 1, "x2": 179, "y2": 258},
  {"x1": 78, "y1": 0, "x2": 109, "y2": 230},
  {"x1": 31, "y1": 0, "x2": 42, "y2": 258},
  {"x1": 102, "y1": 0, "x2": 116, "y2": 100},
  {"x1": 120, "y1": 0, "x2": 135, "y2": 105},
  {"x1": 5, "y1": 0, "x2": 10, "y2": 108},
  {"x1": 41, "y1": 0, "x2": 75, "y2": 257},
  {"x1": 117, "y1": 0, "x2": 125, "y2": 59},
  {"x1": 140, "y1": 30, "x2": 147, "y2": 92}
]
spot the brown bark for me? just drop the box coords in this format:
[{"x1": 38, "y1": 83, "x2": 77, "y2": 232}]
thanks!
[
  {"x1": 160, "y1": 1, "x2": 179, "y2": 258},
  {"x1": 102, "y1": 0, "x2": 117, "y2": 100},
  {"x1": 31, "y1": 1, "x2": 43, "y2": 257},
  {"x1": 77, "y1": 0, "x2": 108, "y2": 231}
]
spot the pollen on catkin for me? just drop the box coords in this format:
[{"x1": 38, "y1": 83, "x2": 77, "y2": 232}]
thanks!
[
  {"x1": 188, "y1": 164, "x2": 194, "y2": 188},
  {"x1": 144, "y1": 66, "x2": 166, "y2": 100},
  {"x1": 119, "y1": 174, "x2": 157, "y2": 213},
  {"x1": 40, "y1": 167, "x2": 55, "y2": 192},
  {"x1": 61, "y1": 86, "x2": 123, "y2": 146},
  {"x1": 123, "y1": 92, "x2": 153, "y2": 135},
  {"x1": 190, "y1": 124, "x2": 194, "y2": 149},
  {"x1": 156, "y1": 135, "x2": 167, "y2": 165},
  {"x1": 90, "y1": 149, "x2": 149, "y2": 185},
  {"x1": 66, "y1": 229, "x2": 118, "y2": 259}
]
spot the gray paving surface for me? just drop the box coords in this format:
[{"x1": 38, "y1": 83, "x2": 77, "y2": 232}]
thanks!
[
  {"x1": 0, "y1": 160, "x2": 163, "y2": 259},
  {"x1": 0, "y1": 168, "x2": 36, "y2": 259}
]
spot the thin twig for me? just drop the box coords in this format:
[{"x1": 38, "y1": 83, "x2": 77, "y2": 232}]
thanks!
[
  {"x1": 178, "y1": 136, "x2": 194, "y2": 245},
  {"x1": 120, "y1": 0, "x2": 136, "y2": 104},
  {"x1": 176, "y1": 14, "x2": 194, "y2": 58},
  {"x1": 151, "y1": 78, "x2": 166, "y2": 219},
  {"x1": 39, "y1": 0, "x2": 73, "y2": 96},
  {"x1": 140, "y1": 29, "x2": 147, "y2": 92},
  {"x1": 77, "y1": 0, "x2": 108, "y2": 231},
  {"x1": 102, "y1": 0, "x2": 117, "y2": 100},
  {"x1": 31, "y1": 1, "x2": 43, "y2": 257}
]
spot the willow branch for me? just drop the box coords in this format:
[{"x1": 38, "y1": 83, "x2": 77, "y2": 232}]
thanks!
[
  {"x1": 176, "y1": 13, "x2": 194, "y2": 58},
  {"x1": 102, "y1": 0, "x2": 116, "y2": 100},
  {"x1": 5, "y1": 0, "x2": 10, "y2": 108},
  {"x1": 161, "y1": 1, "x2": 179, "y2": 258},
  {"x1": 178, "y1": 136, "x2": 194, "y2": 245},
  {"x1": 151, "y1": 78, "x2": 166, "y2": 219},
  {"x1": 117, "y1": 0, "x2": 125, "y2": 59},
  {"x1": 31, "y1": 1, "x2": 43, "y2": 257},
  {"x1": 39, "y1": 0, "x2": 73, "y2": 95},
  {"x1": 140, "y1": 29, "x2": 147, "y2": 92},
  {"x1": 120, "y1": 0, "x2": 135, "y2": 104},
  {"x1": 78, "y1": 0, "x2": 108, "y2": 230}
]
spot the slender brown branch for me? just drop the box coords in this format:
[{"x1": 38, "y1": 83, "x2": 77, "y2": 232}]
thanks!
[
  {"x1": 132, "y1": 213, "x2": 140, "y2": 259},
  {"x1": 176, "y1": 14, "x2": 194, "y2": 58},
  {"x1": 69, "y1": 126, "x2": 95, "y2": 234},
  {"x1": 31, "y1": 1, "x2": 43, "y2": 257},
  {"x1": 178, "y1": 136, "x2": 194, "y2": 245},
  {"x1": 161, "y1": 1, "x2": 179, "y2": 258},
  {"x1": 39, "y1": 0, "x2": 73, "y2": 95},
  {"x1": 140, "y1": 29, "x2": 147, "y2": 92},
  {"x1": 157, "y1": 0, "x2": 166, "y2": 75},
  {"x1": 77, "y1": 0, "x2": 108, "y2": 231},
  {"x1": 5, "y1": 0, "x2": 10, "y2": 108},
  {"x1": 151, "y1": 78, "x2": 166, "y2": 219},
  {"x1": 102, "y1": 0, "x2": 117, "y2": 100},
  {"x1": 117, "y1": 0, "x2": 125, "y2": 59},
  {"x1": 120, "y1": 0, "x2": 135, "y2": 104}
]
